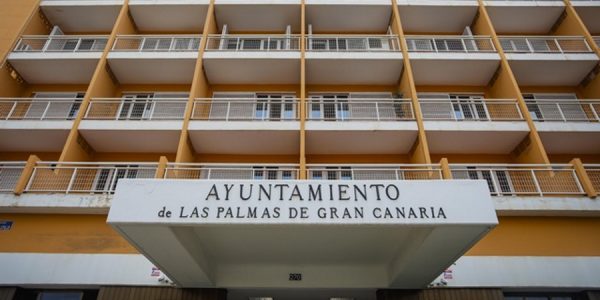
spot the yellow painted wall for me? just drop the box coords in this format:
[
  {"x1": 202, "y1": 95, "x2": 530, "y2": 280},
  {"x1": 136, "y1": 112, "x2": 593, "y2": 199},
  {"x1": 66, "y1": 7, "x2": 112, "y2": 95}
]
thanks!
[
  {"x1": 468, "y1": 216, "x2": 600, "y2": 256},
  {"x1": 0, "y1": 152, "x2": 60, "y2": 161},
  {"x1": 93, "y1": 153, "x2": 175, "y2": 162},
  {"x1": 196, "y1": 154, "x2": 298, "y2": 163},
  {"x1": 0, "y1": 214, "x2": 136, "y2": 254},
  {"x1": 307, "y1": 154, "x2": 410, "y2": 164},
  {"x1": 431, "y1": 154, "x2": 515, "y2": 164}
]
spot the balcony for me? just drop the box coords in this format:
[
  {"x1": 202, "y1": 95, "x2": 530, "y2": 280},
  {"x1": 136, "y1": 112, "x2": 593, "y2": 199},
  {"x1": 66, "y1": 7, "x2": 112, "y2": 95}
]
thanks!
[
  {"x1": 305, "y1": 98, "x2": 418, "y2": 155},
  {"x1": 397, "y1": 0, "x2": 479, "y2": 33},
  {"x1": 107, "y1": 35, "x2": 201, "y2": 84},
  {"x1": 405, "y1": 36, "x2": 500, "y2": 85},
  {"x1": 419, "y1": 98, "x2": 529, "y2": 154},
  {"x1": 203, "y1": 35, "x2": 301, "y2": 84},
  {"x1": 571, "y1": 0, "x2": 600, "y2": 33},
  {"x1": 79, "y1": 98, "x2": 187, "y2": 153},
  {"x1": 0, "y1": 162, "x2": 26, "y2": 193},
  {"x1": 214, "y1": 0, "x2": 301, "y2": 32},
  {"x1": 483, "y1": 0, "x2": 565, "y2": 34},
  {"x1": 128, "y1": 0, "x2": 209, "y2": 32},
  {"x1": 0, "y1": 98, "x2": 79, "y2": 152},
  {"x1": 24, "y1": 162, "x2": 157, "y2": 194},
  {"x1": 188, "y1": 98, "x2": 300, "y2": 155},
  {"x1": 164, "y1": 163, "x2": 300, "y2": 180},
  {"x1": 304, "y1": 35, "x2": 403, "y2": 85},
  {"x1": 7, "y1": 35, "x2": 108, "y2": 84},
  {"x1": 40, "y1": 0, "x2": 123, "y2": 32},
  {"x1": 306, "y1": 164, "x2": 443, "y2": 180},
  {"x1": 305, "y1": 0, "x2": 392, "y2": 32},
  {"x1": 499, "y1": 36, "x2": 599, "y2": 85},
  {"x1": 527, "y1": 99, "x2": 600, "y2": 154},
  {"x1": 450, "y1": 164, "x2": 585, "y2": 197}
]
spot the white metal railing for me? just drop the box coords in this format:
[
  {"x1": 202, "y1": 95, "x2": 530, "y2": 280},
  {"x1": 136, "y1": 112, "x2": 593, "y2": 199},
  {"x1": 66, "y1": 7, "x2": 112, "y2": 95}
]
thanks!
[
  {"x1": 584, "y1": 164, "x2": 600, "y2": 193},
  {"x1": 306, "y1": 35, "x2": 401, "y2": 52},
  {"x1": 25, "y1": 162, "x2": 158, "y2": 194},
  {"x1": 405, "y1": 36, "x2": 496, "y2": 53},
  {"x1": 192, "y1": 98, "x2": 300, "y2": 121},
  {"x1": 419, "y1": 99, "x2": 523, "y2": 121},
  {"x1": 306, "y1": 165, "x2": 443, "y2": 180},
  {"x1": 0, "y1": 162, "x2": 26, "y2": 192},
  {"x1": 306, "y1": 99, "x2": 414, "y2": 121},
  {"x1": 450, "y1": 164, "x2": 585, "y2": 196},
  {"x1": 499, "y1": 36, "x2": 593, "y2": 54},
  {"x1": 112, "y1": 35, "x2": 201, "y2": 52},
  {"x1": 164, "y1": 163, "x2": 300, "y2": 180},
  {"x1": 526, "y1": 99, "x2": 600, "y2": 122},
  {"x1": 13, "y1": 35, "x2": 108, "y2": 52},
  {"x1": 85, "y1": 98, "x2": 188, "y2": 120},
  {"x1": 0, "y1": 98, "x2": 81, "y2": 120},
  {"x1": 205, "y1": 35, "x2": 301, "y2": 51}
]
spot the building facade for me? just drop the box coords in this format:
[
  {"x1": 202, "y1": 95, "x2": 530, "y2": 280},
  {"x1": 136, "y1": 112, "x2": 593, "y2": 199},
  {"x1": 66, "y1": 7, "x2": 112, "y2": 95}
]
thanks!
[{"x1": 0, "y1": 0, "x2": 600, "y2": 299}]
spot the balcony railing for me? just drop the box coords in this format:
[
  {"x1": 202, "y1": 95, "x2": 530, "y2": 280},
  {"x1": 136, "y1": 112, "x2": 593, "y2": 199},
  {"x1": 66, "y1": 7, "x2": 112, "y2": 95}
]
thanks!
[
  {"x1": 0, "y1": 162, "x2": 26, "y2": 192},
  {"x1": 306, "y1": 165, "x2": 443, "y2": 180},
  {"x1": 25, "y1": 162, "x2": 158, "y2": 194},
  {"x1": 205, "y1": 35, "x2": 301, "y2": 51},
  {"x1": 112, "y1": 35, "x2": 201, "y2": 52},
  {"x1": 526, "y1": 99, "x2": 600, "y2": 122},
  {"x1": 584, "y1": 164, "x2": 600, "y2": 193},
  {"x1": 191, "y1": 98, "x2": 300, "y2": 121},
  {"x1": 85, "y1": 98, "x2": 188, "y2": 120},
  {"x1": 306, "y1": 99, "x2": 414, "y2": 121},
  {"x1": 164, "y1": 164, "x2": 300, "y2": 180},
  {"x1": 0, "y1": 98, "x2": 81, "y2": 120},
  {"x1": 450, "y1": 164, "x2": 585, "y2": 196},
  {"x1": 420, "y1": 99, "x2": 523, "y2": 121},
  {"x1": 13, "y1": 35, "x2": 109, "y2": 53},
  {"x1": 306, "y1": 35, "x2": 401, "y2": 52},
  {"x1": 405, "y1": 36, "x2": 496, "y2": 53},
  {"x1": 499, "y1": 36, "x2": 593, "y2": 54}
]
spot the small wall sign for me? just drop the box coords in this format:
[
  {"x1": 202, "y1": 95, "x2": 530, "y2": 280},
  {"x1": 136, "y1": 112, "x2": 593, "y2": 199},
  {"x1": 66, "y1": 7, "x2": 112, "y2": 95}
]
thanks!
[{"x1": 0, "y1": 221, "x2": 13, "y2": 231}]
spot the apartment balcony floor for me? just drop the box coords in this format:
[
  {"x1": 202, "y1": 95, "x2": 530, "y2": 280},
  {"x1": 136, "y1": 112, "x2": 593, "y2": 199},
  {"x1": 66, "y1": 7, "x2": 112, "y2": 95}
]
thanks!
[
  {"x1": 40, "y1": 0, "x2": 123, "y2": 32},
  {"x1": 305, "y1": 0, "x2": 392, "y2": 32},
  {"x1": 202, "y1": 52, "x2": 301, "y2": 85},
  {"x1": 304, "y1": 52, "x2": 403, "y2": 85},
  {"x1": 305, "y1": 121, "x2": 418, "y2": 155},
  {"x1": 535, "y1": 122, "x2": 600, "y2": 154},
  {"x1": 423, "y1": 121, "x2": 529, "y2": 154},
  {"x1": 7, "y1": 51, "x2": 103, "y2": 84},
  {"x1": 0, "y1": 120, "x2": 73, "y2": 152},
  {"x1": 78, "y1": 120, "x2": 184, "y2": 153},
  {"x1": 214, "y1": 0, "x2": 301, "y2": 32},
  {"x1": 483, "y1": 0, "x2": 565, "y2": 34},
  {"x1": 408, "y1": 52, "x2": 501, "y2": 85},
  {"x1": 188, "y1": 121, "x2": 301, "y2": 155},
  {"x1": 397, "y1": 0, "x2": 479, "y2": 33},
  {"x1": 107, "y1": 51, "x2": 199, "y2": 84},
  {"x1": 504, "y1": 52, "x2": 599, "y2": 86},
  {"x1": 128, "y1": 0, "x2": 209, "y2": 32}
]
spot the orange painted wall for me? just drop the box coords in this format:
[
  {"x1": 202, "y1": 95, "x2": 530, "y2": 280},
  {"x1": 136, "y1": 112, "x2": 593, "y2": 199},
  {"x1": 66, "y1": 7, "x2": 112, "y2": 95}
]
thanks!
[
  {"x1": 467, "y1": 216, "x2": 600, "y2": 256},
  {"x1": 0, "y1": 214, "x2": 136, "y2": 254}
]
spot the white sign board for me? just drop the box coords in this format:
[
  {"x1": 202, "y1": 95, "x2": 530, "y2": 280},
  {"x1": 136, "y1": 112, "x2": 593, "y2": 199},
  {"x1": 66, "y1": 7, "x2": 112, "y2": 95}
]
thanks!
[{"x1": 108, "y1": 179, "x2": 497, "y2": 225}]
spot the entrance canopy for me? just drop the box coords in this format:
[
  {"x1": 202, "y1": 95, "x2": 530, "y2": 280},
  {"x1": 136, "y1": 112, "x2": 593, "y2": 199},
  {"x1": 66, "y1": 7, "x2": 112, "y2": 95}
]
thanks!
[{"x1": 107, "y1": 179, "x2": 497, "y2": 289}]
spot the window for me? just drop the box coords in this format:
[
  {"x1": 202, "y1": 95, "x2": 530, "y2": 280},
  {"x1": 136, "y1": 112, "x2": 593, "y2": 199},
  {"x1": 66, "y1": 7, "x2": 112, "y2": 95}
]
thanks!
[{"x1": 504, "y1": 292, "x2": 578, "y2": 300}]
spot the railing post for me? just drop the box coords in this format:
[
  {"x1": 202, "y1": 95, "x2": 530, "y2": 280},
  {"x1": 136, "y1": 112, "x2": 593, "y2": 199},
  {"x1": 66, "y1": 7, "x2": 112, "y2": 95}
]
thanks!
[
  {"x1": 556, "y1": 103, "x2": 567, "y2": 122},
  {"x1": 13, "y1": 155, "x2": 40, "y2": 195},
  {"x1": 589, "y1": 102, "x2": 599, "y2": 121},
  {"x1": 440, "y1": 158, "x2": 453, "y2": 180},
  {"x1": 226, "y1": 102, "x2": 231, "y2": 121},
  {"x1": 65, "y1": 168, "x2": 77, "y2": 194},
  {"x1": 570, "y1": 158, "x2": 597, "y2": 198},
  {"x1": 40, "y1": 101, "x2": 51, "y2": 120},
  {"x1": 530, "y1": 169, "x2": 543, "y2": 197},
  {"x1": 155, "y1": 156, "x2": 169, "y2": 179},
  {"x1": 375, "y1": 102, "x2": 380, "y2": 121},
  {"x1": 7, "y1": 101, "x2": 18, "y2": 120},
  {"x1": 481, "y1": 100, "x2": 491, "y2": 121}
]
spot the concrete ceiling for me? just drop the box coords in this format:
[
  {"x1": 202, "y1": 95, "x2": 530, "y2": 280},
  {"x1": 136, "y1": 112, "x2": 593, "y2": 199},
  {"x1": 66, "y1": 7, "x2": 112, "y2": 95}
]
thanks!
[
  {"x1": 398, "y1": 2, "x2": 479, "y2": 34},
  {"x1": 408, "y1": 53, "x2": 501, "y2": 86},
  {"x1": 306, "y1": 1, "x2": 392, "y2": 33},
  {"x1": 484, "y1": 4, "x2": 565, "y2": 34},
  {"x1": 506, "y1": 54, "x2": 599, "y2": 86},
  {"x1": 40, "y1": 1, "x2": 122, "y2": 33},
  {"x1": 128, "y1": 1, "x2": 209, "y2": 32}
]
